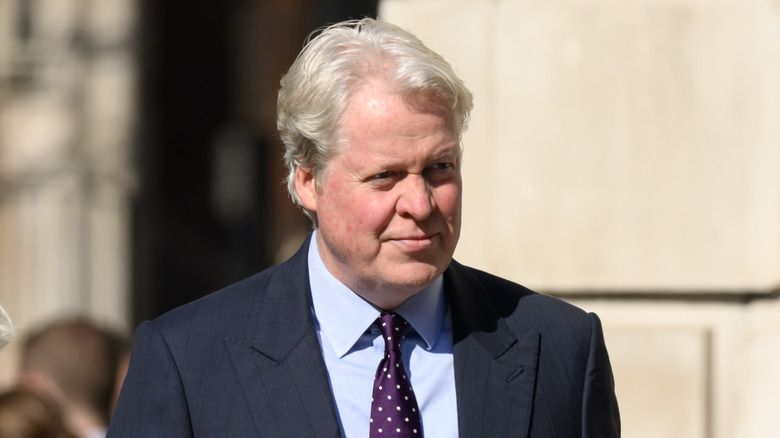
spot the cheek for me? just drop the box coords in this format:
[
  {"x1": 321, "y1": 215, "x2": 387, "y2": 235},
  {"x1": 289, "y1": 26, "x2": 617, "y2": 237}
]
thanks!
[
  {"x1": 435, "y1": 183, "x2": 463, "y2": 221},
  {"x1": 353, "y1": 193, "x2": 397, "y2": 233},
  {"x1": 320, "y1": 186, "x2": 390, "y2": 236}
]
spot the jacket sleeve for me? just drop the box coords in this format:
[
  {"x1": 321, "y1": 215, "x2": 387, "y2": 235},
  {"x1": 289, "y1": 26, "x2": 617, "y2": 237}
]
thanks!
[
  {"x1": 582, "y1": 313, "x2": 621, "y2": 437},
  {"x1": 107, "y1": 321, "x2": 194, "y2": 437}
]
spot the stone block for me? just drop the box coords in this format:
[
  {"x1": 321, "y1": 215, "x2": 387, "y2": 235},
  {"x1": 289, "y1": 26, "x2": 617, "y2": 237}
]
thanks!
[{"x1": 380, "y1": 0, "x2": 780, "y2": 293}]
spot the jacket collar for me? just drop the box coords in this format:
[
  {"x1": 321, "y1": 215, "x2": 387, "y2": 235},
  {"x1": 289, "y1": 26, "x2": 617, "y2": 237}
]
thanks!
[
  {"x1": 228, "y1": 237, "x2": 539, "y2": 437},
  {"x1": 226, "y1": 234, "x2": 342, "y2": 437},
  {"x1": 445, "y1": 259, "x2": 540, "y2": 438}
]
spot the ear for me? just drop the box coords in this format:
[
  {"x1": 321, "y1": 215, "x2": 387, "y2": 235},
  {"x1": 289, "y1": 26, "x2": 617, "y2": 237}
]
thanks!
[{"x1": 295, "y1": 166, "x2": 318, "y2": 213}]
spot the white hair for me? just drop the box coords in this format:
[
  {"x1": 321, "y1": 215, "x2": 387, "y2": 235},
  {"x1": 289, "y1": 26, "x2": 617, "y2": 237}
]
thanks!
[
  {"x1": 0, "y1": 304, "x2": 14, "y2": 350},
  {"x1": 277, "y1": 18, "x2": 473, "y2": 225}
]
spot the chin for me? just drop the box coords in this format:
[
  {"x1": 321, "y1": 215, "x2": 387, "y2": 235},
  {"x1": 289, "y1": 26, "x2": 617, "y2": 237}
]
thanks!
[{"x1": 392, "y1": 263, "x2": 446, "y2": 289}]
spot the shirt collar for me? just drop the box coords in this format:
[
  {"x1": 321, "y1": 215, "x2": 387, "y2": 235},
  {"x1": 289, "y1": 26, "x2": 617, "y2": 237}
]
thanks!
[{"x1": 308, "y1": 231, "x2": 446, "y2": 358}]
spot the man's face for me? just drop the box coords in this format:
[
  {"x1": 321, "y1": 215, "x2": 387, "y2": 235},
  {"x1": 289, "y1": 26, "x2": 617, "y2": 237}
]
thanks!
[{"x1": 296, "y1": 80, "x2": 462, "y2": 310}]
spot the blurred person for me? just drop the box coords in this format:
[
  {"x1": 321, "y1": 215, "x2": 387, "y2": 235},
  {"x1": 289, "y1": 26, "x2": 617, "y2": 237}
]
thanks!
[
  {"x1": 109, "y1": 18, "x2": 619, "y2": 437},
  {"x1": 0, "y1": 389, "x2": 75, "y2": 438},
  {"x1": 18, "y1": 317, "x2": 129, "y2": 438}
]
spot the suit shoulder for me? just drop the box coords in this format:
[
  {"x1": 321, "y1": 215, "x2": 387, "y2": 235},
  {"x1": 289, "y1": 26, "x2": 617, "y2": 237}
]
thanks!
[
  {"x1": 451, "y1": 261, "x2": 592, "y2": 323},
  {"x1": 147, "y1": 258, "x2": 302, "y2": 335}
]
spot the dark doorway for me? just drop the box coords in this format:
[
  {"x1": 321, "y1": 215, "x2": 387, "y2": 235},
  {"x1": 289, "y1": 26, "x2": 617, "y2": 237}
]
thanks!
[{"x1": 131, "y1": 0, "x2": 378, "y2": 326}]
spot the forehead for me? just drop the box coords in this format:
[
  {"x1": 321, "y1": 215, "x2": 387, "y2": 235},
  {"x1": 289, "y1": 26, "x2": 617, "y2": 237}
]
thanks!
[{"x1": 339, "y1": 81, "x2": 457, "y2": 140}]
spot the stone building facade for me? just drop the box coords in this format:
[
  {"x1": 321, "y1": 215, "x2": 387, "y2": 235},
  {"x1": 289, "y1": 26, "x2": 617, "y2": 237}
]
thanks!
[{"x1": 381, "y1": 0, "x2": 780, "y2": 436}]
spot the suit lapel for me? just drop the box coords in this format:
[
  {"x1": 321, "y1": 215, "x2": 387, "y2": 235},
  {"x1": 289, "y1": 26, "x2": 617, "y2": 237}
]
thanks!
[
  {"x1": 220, "y1": 241, "x2": 540, "y2": 437},
  {"x1": 445, "y1": 261, "x2": 540, "y2": 438},
  {"x1": 225, "y1": 236, "x2": 341, "y2": 437}
]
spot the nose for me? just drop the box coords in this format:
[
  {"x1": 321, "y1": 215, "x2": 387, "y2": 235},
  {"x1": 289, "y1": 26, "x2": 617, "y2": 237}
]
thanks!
[{"x1": 396, "y1": 174, "x2": 434, "y2": 220}]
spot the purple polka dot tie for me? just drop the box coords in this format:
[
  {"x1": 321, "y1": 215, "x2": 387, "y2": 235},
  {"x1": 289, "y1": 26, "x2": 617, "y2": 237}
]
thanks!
[{"x1": 370, "y1": 313, "x2": 423, "y2": 437}]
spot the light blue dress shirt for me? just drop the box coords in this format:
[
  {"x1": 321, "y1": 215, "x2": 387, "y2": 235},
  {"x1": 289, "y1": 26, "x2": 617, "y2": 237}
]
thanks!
[{"x1": 308, "y1": 232, "x2": 459, "y2": 438}]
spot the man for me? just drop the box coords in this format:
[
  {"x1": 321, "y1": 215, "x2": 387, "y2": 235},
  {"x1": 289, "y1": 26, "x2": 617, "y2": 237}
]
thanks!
[
  {"x1": 109, "y1": 18, "x2": 619, "y2": 437},
  {"x1": 19, "y1": 317, "x2": 130, "y2": 438}
]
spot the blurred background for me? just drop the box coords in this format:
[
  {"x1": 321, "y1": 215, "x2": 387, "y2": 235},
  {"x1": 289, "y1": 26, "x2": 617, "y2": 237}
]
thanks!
[{"x1": 0, "y1": 0, "x2": 779, "y2": 437}]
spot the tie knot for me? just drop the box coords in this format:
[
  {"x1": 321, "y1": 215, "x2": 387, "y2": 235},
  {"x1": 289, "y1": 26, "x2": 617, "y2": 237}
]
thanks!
[{"x1": 376, "y1": 312, "x2": 410, "y2": 352}]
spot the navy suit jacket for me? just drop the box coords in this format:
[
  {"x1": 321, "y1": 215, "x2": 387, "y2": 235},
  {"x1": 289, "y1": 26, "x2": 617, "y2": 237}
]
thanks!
[{"x1": 108, "y1": 237, "x2": 619, "y2": 437}]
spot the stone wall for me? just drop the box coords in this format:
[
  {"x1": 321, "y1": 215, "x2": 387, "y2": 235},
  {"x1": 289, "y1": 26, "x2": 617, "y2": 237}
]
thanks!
[{"x1": 380, "y1": 0, "x2": 780, "y2": 436}]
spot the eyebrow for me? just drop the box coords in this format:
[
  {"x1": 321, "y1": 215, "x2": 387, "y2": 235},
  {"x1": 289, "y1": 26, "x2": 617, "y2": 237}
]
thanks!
[
  {"x1": 374, "y1": 143, "x2": 460, "y2": 166},
  {"x1": 430, "y1": 143, "x2": 462, "y2": 160}
]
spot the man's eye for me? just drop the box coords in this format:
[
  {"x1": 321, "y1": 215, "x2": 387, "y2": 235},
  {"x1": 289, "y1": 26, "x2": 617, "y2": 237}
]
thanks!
[
  {"x1": 372, "y1": 171, "x2": 392, "y2": 179},
  {"x1": 424, "y1": 163, "x2": 457, "y2": 183}
]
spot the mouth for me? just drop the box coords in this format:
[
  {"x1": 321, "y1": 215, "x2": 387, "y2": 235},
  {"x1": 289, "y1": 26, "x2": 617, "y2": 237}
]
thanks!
[{"x1": 388, "y1": 233, "x2": 438, "y2": 251}]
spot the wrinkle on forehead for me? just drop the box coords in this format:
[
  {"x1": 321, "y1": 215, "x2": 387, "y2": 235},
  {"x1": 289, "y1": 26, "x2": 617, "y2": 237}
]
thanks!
[{"x1": 334, "y1": 79, "x2": 458, "y2": 156}]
